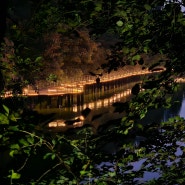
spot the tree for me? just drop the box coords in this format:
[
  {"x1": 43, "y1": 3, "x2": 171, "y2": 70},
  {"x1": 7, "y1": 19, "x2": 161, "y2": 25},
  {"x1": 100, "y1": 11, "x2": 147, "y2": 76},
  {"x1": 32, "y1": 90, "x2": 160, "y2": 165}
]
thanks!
[{"x1": 99, "y1": 0, "x2": 185, "y2": 119}]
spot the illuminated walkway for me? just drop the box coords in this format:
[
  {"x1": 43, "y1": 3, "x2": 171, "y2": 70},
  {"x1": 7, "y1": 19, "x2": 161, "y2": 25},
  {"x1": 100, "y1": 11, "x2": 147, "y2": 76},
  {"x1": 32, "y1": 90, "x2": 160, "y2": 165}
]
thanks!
[
  {"x1": 3, "y1": 69, "x2": 158, "y2": 97},
  {"x1": 23, "y1": 69, "x2": 152, "y2": 96}
]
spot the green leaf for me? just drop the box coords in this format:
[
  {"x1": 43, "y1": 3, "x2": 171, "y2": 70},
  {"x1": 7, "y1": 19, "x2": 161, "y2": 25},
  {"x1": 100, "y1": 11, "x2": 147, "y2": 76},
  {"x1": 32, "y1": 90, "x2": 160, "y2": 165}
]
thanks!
[
  {"x1": 132, "y1": 55, "x2": 141, "y2": 61},
  {"x1": 9, "y1": 150, "x2": 15, "y2": 157},
  {"x1": 136, "y1": 123, "x2": 143, "y2": 129},
  {"x1": 95, "y1": 3, "x2": 102, "y2": 12},
  {"x1": 52, "y1": 139, "x2": 56, "y2": 145},
  {"x1": 128, "y1": 154, "x2": 134, "y2": 161},
  {"x1": 19, "y1": 138, "x2": 29, "y2": 146},
  {"x1": 140, "y1": 113, "x2": 146, "y2": 119},
  {"x1": 108, "y1": 171, "x2": 116, "y2": 177},
  {"x1": 116, "y1": 20, "x2": 124, "y2": 27},
  {"x1": 80, "y1": 170, "x2": 87, "y2": 176},
  {"x1": 0, "y1": 113, "x2": 9, "y2": 124},
  {"x1": 3, "y1": 105, "x2": 9, "y2": 115},
  {"x1": 10, "y1": 144, "x2": 20, "y2": 150},
  {"x1": 124, "y1": 129, "x2": 129, "y2": 135},
  {"x1": 121, "y1": 116, "x2": 127, "y2": 122},
  {"x1": 9, "y1": 114, "x2": 17, "y2": 122},
  {"x1": 27, "y1": 136, "x2": 34, "y2": 144},
  {"x1": 143, "y1": 46, "x2": 148, "y2": 53},
  {"x1": 35, "y1": 56, "x2": 42, "y2": 63},
  {"x1": 43, "y1": 153, "x2": 52, "y2": 160},
  {"x1": 51, "y1": 153, "x2": 56, "y2": 160},
  {"x1": 10, "y1": 170, "x2": 21, "y2": 179},
  {"x1": 122, "y1": 47, "x2": 130, "y2": 54},
  {"x1": 144, "y1": 4, "x2": 151, "y2": 11},
  {"x1": 8, "y1": 126, "x2": 19, "y2": 131}
]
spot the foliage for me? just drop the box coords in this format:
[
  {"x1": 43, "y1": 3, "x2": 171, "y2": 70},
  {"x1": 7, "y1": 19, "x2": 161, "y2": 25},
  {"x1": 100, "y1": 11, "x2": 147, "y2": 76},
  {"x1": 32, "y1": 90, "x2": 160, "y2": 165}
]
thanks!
[
  {"x1": 46, "y1": 73, "x2": 57, "y2": 82},
  {"x1": 1, "y1": 103, "x2": 185, "y2": 184},
  {"x1": 99, "y1": 0, "x2": 185, "y2": 120},
  {"x1": 0, "y1": 37, "x2": 43, "y2": 93},
  {"x1": 0, "y1": 105, "x2": 87, "y2": 184},
  {"x1": 104, "y1": 0, "x2": 185, "y2": 78},
  {"x1": 42, "y1": 30, "x2": 105, "y2": 81},
  {"x1": 1, "y1": 0, "x2": 185, "y2": 184}
]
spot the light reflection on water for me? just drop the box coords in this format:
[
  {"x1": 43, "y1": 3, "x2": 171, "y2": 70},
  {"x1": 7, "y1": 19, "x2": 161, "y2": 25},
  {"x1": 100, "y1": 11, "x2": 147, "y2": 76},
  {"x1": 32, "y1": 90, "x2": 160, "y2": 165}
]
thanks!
[{"x1": 72, "y1": 89, "x2": 132, "y2": 113}]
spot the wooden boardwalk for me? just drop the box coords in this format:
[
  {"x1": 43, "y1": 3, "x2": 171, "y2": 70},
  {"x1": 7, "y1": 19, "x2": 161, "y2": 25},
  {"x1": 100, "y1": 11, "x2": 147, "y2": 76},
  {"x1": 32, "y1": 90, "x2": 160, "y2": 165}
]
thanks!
[
  {"x1": 22, "y1": 70, "x2": 151, "y2": 96},
  {"x1": 2, "y1": 69, "x2": 159, "y2": 97}
]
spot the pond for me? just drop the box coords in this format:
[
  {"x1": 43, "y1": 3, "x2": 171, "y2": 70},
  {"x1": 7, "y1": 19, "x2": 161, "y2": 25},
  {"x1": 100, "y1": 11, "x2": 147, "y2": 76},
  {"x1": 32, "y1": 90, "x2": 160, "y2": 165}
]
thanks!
[
  {"x1": 33, "y1": 81, "x2": 185, "y2": 126},
  {"x1": 25, "y1": 75, "x2": 142, "y2": 120},
  {"x1": 140, "y1": 82, "x2": 185, "y2": 124},
  {"x1": 36, "y1": 81, "x2": 185, "y2": 184},
  {"x1": 3, "y1": 77, "x2": 185, "y2": 184},
  {"x1": 89, "y1": 83, "x2": 185, "y2": 184}
]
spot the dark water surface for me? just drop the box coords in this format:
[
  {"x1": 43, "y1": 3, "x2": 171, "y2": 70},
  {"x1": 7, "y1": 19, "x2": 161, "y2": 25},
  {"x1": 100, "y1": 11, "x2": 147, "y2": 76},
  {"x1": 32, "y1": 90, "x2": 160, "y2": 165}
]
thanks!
[
  {"x1": 34, "y1": 82, "x2": 185, "y2": 123},
  {"x1": 80, "y1": 83, "x2": 185, "y2": 184},
  {"x1": 3, "y1": 78, "x2": 185, "y2": 184},
  {"x1": 141, "y1": 83, "x2": 185, "y2": 124},
  {"x1": 36, "y1": 82, "x2": 185, "y2": 184}
]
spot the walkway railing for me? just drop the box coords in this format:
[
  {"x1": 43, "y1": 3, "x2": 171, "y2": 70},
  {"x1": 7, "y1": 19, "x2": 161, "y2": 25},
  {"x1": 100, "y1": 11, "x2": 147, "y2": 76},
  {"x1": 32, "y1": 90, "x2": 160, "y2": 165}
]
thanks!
[
  {"x1": 3, "y1": 68, "x2": 160, "y2": 97},
  {"x1": 23, "y1": 68, "x2": 152, "y2": 96}
]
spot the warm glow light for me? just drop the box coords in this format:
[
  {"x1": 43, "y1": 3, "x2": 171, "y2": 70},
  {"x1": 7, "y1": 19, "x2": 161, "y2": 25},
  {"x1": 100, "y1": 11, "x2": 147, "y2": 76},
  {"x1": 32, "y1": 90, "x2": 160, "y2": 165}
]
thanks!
[
  {"x1": 73, "y1": 122, "x2": 83, "y2": 127},
  {"x1": 4, "y1": 70, "x2": 160, "y2": 97},
  {"x1": 57, "y1": 121, "x2": 66, "y2": 127},
  {"x1": 48, "y1": 89, "x2": 57, "y2": 92},
  {"x1": 48, "y1": 122, "x2": 57, "y2": 127},
  {"x1": 48, "y1": 120, "x2": 66, "y2": 127},
  {"x1": 72, "y1": 106, "x2": 78, "y2": 112},
  {"x1": 3, "y1": 91, "x2": 12, "y2": 97},
  {"x1": 97, "y1": 100, "x2": 102, "y2": 108},
  {"x1": 103, "y1": 99, "x2": 109, "y2": 106},
  {"x1": 23, "y1": 88, "x2": 28, "y2": 94},
  {"x1": 79, "y1": 115, "x2": 85, "y2": 121},
  {"x1": 86, "y1": 102, "x2": 95, "y2": 109}
]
